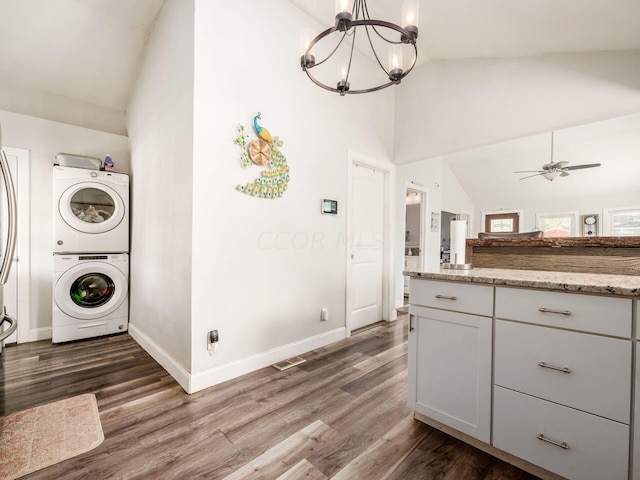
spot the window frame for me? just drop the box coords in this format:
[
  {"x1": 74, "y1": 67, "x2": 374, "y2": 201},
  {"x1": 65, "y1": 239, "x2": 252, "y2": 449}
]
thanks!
[
  {"x1": 603, "y1": 206, "x2": 640, "y2": 237},
  {"x1": 481, "y1": 210, "x2": 523, "y2": 234},
  {"x1": 535, "y1": 211, "x2": 579, "y2": 237}
]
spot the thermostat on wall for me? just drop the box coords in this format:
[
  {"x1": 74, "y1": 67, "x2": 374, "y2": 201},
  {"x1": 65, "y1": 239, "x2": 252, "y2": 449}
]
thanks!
[{"x1": 321, "y1": 199, "x2": 338, "y2": 215}]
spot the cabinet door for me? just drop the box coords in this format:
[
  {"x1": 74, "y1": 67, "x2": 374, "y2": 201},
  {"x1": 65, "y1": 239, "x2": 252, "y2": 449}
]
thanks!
[
  {"x1": 634, "y1": 342, "x2": 640, "y2": 480},
  {"x1": 408, "y1": 305, "x2": 492, "y2": 442}
]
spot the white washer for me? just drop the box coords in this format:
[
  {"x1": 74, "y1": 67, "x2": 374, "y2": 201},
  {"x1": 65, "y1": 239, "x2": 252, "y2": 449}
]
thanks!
[
  {"x1": 53, "y1": 166, "x2": 129, "y2": 253},
  {"x1": 52, "y1": 253, "x2": 129, "y2": 343}
]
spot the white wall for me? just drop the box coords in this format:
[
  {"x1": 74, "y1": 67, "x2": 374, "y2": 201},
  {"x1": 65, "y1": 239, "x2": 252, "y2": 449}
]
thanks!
[
  {"x1": 191, "y1": 0, "x2": 395, "y2": 390},
  {"x1": 395, "y1": 51, "x2": 640, "y2": 163},
  {"x1": 474, "y1": 192, "x2": 640, "y2": 237},
  {"x1": 126, "y1": 0, "x2": 195, "y2": 386},
  {"x1": 0, "y1": 109, "x2": 129, "y2": 340},
  {"x1": 0, "y1": 79, "x2": 126, "y2": 136}
]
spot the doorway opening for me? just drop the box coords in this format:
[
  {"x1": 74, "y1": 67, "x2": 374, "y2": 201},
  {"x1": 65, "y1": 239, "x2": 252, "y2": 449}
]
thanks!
[{"x1": 403, "y1": 186, "x2": 426, "y2": 305}]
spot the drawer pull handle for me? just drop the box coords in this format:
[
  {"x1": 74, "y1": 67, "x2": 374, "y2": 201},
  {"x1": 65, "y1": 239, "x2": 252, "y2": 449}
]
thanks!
[
  {"x1": 537, "y1": 433, "x2": 569, "y2": 450},
  {"x1": 538, "y1": 307, "x2": 572, "y2": 315},
  {"x1": 538, "y1": 361, "x2": 571, "y2": 374},
  {"x1": 435, "y1": 295, "x2": 457, "y2": 301},
  {"x1": 409, "y1": 314, "x2": 414, "y2": 332}
]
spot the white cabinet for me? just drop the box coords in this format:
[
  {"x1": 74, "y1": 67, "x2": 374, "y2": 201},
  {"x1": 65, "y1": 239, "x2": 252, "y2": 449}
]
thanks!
[
  {"x1": 494, "y1": 387, "x2": 629, "y2": 480},
  {"x1": 634, "y1": 321, "x2": 640, "y2": 480},
  {"x1": 408, "y1": 279, "x2": 492, "y2": 442},
  {"x1": 495, "y1": 320, "x2": 631, "y2": 423},
  {"x1": 495, "y1": 287, "x2": 632, "y2": 337},
  {"x1": 408, "y1": 278, "x2": 637, "y2": 480},
  {"x1": 634, "y1": 342, "x2": 640, "y2": 480},
  {"x1": 493, "y1": 287, "x2": 632, "y2": 480}
]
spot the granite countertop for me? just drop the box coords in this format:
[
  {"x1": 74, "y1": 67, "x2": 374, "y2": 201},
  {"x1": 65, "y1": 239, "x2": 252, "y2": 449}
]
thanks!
[{"x1": 404, "y1": 268, "x2": 640, "y2": 297}]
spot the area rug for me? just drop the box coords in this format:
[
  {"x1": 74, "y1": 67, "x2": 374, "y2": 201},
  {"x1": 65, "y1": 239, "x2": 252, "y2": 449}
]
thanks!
[{"x1": 0, "y1": 393, "x2": 104, "y2": 479}]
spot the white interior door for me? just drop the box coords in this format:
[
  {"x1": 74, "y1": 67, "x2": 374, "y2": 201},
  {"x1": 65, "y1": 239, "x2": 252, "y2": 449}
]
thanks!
[{"x1": 349, "y1": 163, "x2": 384, "y2": 331}]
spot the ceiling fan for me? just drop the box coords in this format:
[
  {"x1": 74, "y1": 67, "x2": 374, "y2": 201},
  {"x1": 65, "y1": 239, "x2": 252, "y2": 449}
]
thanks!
[{"x1": 514, "y1": 132, "x2": 601, "y2": 181}]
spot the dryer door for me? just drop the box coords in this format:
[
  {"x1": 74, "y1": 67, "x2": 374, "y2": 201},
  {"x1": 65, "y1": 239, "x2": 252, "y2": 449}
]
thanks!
[
  {"x1": 55, "y1": 261, "x2": 127, "y2": 320},
  {"x1": 59, "y1": 182, "x2": 126, "y2": 234}
]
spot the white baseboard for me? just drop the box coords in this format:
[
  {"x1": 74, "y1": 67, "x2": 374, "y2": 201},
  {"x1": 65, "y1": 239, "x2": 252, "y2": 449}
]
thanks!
[
  {"x1": 189, "y1": 327, "x2": 347, "y2": 394},
  {"x1": 129, "y1": 325, "x2": 347, "y2": 394},
  {"x1": 27, "y1": 327, "x2": 52, "y2": 342},
  {"x1": 128, "y1": 324, "x2": 191, "y2": 393}
]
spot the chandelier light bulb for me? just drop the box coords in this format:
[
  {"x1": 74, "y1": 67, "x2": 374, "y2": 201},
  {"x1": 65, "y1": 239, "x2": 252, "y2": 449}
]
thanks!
[
  {"x1": 388, "y1": 45, "x2": 404, "y2": 82},
  {"x1": 335, "y1": 0, "x2": 352, "y2": 15},
  {"x1": 299, "y1": 29, "x2": 316, "y2": 69},
  {"x1": 402, "y1": 0, "x2": 419, "y2": 41},
  {"x1": 300, "y1": 29, "x2": 313, "y2": 55}
]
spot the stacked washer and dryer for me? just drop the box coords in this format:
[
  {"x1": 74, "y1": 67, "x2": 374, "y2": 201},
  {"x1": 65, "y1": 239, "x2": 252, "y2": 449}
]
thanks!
[{"x1": 52, "y1": 165, "x2": 130, "y2": 343}]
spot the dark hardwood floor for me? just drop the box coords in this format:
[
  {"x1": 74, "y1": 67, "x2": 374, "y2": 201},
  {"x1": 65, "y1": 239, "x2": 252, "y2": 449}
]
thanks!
[{"x1": 0, "y1": 315, "x2": 539, "y2": 479}]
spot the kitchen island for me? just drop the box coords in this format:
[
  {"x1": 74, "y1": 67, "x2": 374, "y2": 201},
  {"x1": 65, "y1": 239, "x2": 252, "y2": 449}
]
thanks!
[{"x1": 405, "y1": 266, "x2": 640, "y2": 480}]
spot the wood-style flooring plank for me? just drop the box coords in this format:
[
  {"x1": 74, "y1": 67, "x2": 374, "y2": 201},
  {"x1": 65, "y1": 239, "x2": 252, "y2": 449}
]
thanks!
[
  {"x1": 222, "y1": 420, "x2": 338, "y2": 480},
  {"x1": 276, "y1": 459, "x2": 329, "y2": 480},
  {"x1": 0, "y1": 317, "x2": 541, "y2": 480},
  {"x1": 331, "y1": 414, "x2": 428, "y2": 480}
]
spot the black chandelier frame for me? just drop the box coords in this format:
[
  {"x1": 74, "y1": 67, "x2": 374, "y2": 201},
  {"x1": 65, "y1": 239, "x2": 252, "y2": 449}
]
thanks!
[{"x1": 300, "y1": 1, "x2": 418, "y2": 96}]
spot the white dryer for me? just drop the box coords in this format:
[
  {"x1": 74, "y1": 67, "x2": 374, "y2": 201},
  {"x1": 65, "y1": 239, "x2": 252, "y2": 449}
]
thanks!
[
  {"x1": 52, "y1": 253, "x2": 129, "y2": 343},
  {"x1": 53, "y1": 166, "x2": 129, "y2": 253}
]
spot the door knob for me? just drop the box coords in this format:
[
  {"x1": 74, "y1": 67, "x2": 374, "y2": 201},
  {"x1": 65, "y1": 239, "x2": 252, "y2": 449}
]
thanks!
[{"x1": 350, "y1": 254, "x2": 355, "y2": 259}]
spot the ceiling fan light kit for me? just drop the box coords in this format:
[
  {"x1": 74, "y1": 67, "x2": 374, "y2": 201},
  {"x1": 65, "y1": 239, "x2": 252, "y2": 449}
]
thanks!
[
  {"x1": 300, "y1": 0, "x2": 419, "y2": 96},
  {"x1": 515, "y1": 131, "x2": 602, "y2": 181}
]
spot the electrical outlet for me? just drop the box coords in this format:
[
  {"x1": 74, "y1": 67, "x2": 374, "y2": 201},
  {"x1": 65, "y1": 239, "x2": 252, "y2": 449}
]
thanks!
[
  {"x1": 207, "y1": 330, "x2": 219, "y2": 355},
  {"x1": 321, "y1": 308, "x2": 328, "y2": 321}
]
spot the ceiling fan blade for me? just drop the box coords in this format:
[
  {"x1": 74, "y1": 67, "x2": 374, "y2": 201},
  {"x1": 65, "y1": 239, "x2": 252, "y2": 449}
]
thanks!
[
  {"x1": 514, "y1": 170, "x2": 544, "y2": 173},
  {"x1": 564, "y1": 163, "x2": 601, "y2": 171},
  {"x1": 555, "y1": 161, "x2": 570, "y2": 169},
  {"x1": 518, "y1": 172, "x2": 545, "y2": 180}
]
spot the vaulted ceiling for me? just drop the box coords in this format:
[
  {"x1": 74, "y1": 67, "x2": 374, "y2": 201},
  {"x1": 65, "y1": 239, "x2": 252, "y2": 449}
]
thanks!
[
  {"x1": 290, "y1": 0, "x2": 640, "y2": 64},
  {"x1": 0, "y1": 0, "x2": 638, "y2": 205},
  {"x1": 1, "y1": 0, "x2": 638, "y2": 115},
  {"x1": 0, "y1": 0, "x2": 164, "y2": 111}
]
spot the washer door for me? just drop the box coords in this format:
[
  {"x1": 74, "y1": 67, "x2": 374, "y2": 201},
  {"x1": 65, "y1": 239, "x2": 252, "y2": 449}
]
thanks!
[
  {"x1": 55, "y1": 262, "x2": 127, "y2": 320},
  {"x1": 59, "y1": 182, "x2": 125, "y2": 234}
]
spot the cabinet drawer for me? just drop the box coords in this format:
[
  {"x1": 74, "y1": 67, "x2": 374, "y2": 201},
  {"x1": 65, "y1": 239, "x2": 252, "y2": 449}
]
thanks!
[
  {"x1": 493, "y1": 386, "x2": 629, "y2": 480},
  {"x1": 410, "y1": 279, "x2": 493, "y2": 316},
  {"x1": 495, "y1": 320, "x2": 631, "y2": 423},
  {"x1": 495, "y1": 287, "x2": 632, "y2": 337}
]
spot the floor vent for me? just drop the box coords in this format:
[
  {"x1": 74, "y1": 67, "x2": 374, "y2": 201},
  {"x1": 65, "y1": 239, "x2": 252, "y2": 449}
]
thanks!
[{"x1": 272, "y1": 356, "x2": 306, "y2": 371}]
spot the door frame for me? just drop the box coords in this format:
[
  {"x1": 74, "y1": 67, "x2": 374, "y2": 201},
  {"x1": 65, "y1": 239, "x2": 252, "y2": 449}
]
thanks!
[
  {"x1": 403, "y1": 182, "x2": 428, "y2": 272},
  {"x1": 2, "y1": 147, "x2": 30, "y2": 344},
  {"x1": 346, "y1": 151, "x2": 395, "y2": 336}
]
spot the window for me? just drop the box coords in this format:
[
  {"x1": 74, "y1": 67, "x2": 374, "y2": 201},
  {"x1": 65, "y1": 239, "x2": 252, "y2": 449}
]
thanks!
[
  {"x1": 603, "y1": 206, "x2": 640, "y2": 236},
  {"x1": 483, "y1": 212, "x2": 520, "y2": 233},
  {"x1": 536, "y1": 212, "x2": 578, "y2": 237}
]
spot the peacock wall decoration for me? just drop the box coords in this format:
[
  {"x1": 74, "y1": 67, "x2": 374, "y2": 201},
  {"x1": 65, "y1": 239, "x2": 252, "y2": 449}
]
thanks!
[{"x1": 234, "y1": 112, "x2": 290, "y2": 199}]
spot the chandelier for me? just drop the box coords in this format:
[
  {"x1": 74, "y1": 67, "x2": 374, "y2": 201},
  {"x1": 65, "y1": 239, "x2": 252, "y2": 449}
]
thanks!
[{"x1": 300, "y1": 0, "x2": 419, "y2": 96}]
